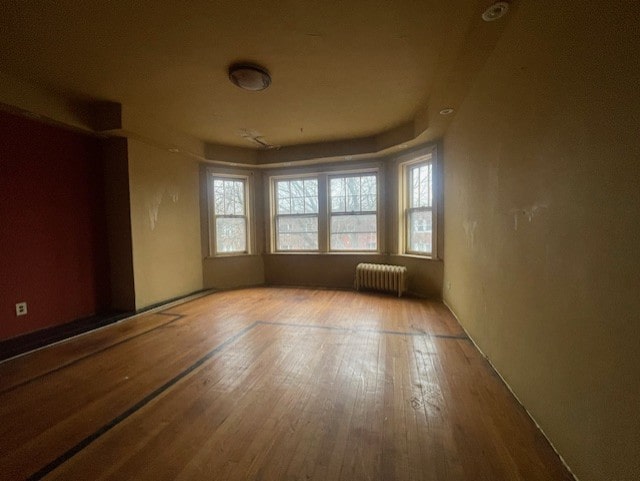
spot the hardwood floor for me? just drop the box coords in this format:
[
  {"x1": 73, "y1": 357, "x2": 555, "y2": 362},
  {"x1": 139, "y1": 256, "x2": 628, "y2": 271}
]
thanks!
[{"x1": 0, "y1": 288, "x2": 573, "y2": 480}]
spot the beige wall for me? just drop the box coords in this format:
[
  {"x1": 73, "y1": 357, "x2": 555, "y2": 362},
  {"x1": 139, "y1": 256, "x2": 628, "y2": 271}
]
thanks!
[
  {"x1": 389, "y1": 255, "x2": 442, "y2": 298},
  {"x1": 128, "y1": 139, "x2": 203, "y2": 309},
  {"x1": 443, "y1": 2, "x2": 640, "y2": 480},
  {"x1": 265, "y1": 254, "x2": 442, "y2": 298},
  {"x1": 203, "y1": 255, "x2": 265, "y2": 290},
  {"x1": 265, "y1": 254, "x2": 380, "y2": 290}
]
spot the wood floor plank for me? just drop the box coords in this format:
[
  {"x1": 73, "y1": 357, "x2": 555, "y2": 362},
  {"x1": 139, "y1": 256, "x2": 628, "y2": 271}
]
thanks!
[
  {"x1": 0, "y1": 312, "x2": 180, "y2": 393},
  {"x1": 0, "y1": 287, "x2": 573, "y2": 481}
]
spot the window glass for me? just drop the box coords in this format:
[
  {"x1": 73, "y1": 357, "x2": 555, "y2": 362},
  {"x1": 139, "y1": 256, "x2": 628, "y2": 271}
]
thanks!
[
  {"x1": 216, "y1": 217, "x2": 247, "y2": 253},
  {"x1": 275, "y1": 178, "x2": 319, "y2": 251},
  {"x1": 330, "y1": 214, "x2": 377, "y2": 251},
  {"x1": 329, "y1": 174, "x2": 377, "y2": 251},
  {"x1": 403, "y1": 158, "x2": 434, "y2": 255},
  {"x1": 410, "y1": 163, "x2": 432, "y2": 208},
  {"x1": 211, "y1": 176, "x2": 248, "y2": 254},
  {"x1": 408, "y1": 210, "x2": 432, "y2": 254}
]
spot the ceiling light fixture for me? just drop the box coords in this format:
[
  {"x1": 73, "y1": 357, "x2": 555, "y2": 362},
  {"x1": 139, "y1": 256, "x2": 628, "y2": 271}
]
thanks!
[
  {"x1": 228, "y1": 63, "x2": 271, "y2": 91},
  {"x1": 439, "y1": 108, "x2": 455, "y2": 115},
  {"x1": 482, "y1": 2, "x2": 509, "y2": 22}
]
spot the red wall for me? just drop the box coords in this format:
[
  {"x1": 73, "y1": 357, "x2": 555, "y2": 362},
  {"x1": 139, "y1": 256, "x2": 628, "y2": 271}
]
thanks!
[{"x1": 0, "y1": 110, "x2": 111, "y2": 340}]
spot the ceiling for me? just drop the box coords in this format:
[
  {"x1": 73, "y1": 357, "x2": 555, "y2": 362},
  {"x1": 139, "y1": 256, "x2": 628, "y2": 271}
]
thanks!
[{"x1": 0, "y1": 0, "x2": 513, "y2": 157}]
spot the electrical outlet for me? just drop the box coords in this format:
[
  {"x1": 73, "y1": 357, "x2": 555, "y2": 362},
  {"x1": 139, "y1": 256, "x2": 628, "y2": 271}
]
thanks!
[{"x1": 16, "y1": 302, "x2": 28, "y2": 316}]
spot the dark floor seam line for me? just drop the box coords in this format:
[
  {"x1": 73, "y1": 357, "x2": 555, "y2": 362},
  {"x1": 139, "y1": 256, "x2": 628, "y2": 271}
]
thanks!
[
  {"x1": 0, "y1": 313, "x2": 184, "y2": 396},
  {"x1": 257, "y1": 321, "x2": 469, "y2": 339},
  {"x1": 258, "y1": 321, "x2": 351, "y2": 332},
  {"x1": 27, "y1": 321, "x2": 259, "y2": 481}
]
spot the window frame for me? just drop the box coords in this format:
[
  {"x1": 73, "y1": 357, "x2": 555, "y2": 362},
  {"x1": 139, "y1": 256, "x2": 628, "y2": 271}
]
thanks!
[
  {"x1": 272, "y1": 175, "x2": 320, "y2": 252},
  {"x1": 328, "y1": 172, "x2": 379, "y2": 252},
  {"x1": 399, "y1": 152, "x2": 437, "y2": 258},
  {"x1": 269, "y1": 167, "x2": 381, "y2": 254},
  {"x1": 208, "y1": 172, "x2": 251, "y2": 257}
]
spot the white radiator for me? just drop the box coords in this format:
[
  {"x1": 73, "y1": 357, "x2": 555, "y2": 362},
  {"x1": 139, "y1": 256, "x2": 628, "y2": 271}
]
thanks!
[{"x1": 355, "y1": 263, "x2": 407, "y2": 297}]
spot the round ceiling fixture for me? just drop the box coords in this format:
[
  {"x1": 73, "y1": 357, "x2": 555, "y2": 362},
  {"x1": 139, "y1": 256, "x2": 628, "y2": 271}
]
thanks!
[
  {"x1": 439, "y1": 108, "x2": 455, "y2": 115},
  {"x1": 482, "y1": 2, "x2": 510, "y2": 22},
  {"x1": 228, "y1": 63, "x2": 271, "y2": 91}
]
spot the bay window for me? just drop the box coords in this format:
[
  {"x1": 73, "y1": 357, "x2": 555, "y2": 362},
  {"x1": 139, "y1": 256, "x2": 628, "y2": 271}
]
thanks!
[{"x1": 270, "y1": 169, "x2": 379, "y2": 253}]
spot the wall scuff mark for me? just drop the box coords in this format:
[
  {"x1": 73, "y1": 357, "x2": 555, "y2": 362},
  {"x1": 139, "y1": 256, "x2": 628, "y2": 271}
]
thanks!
[
  {"x1": 509, "y1": 203, "x2": 548, "y2": 231},
  {"x1": 146, "y1": 184, "x2": 181, "y2": 231},
  {"x1": 463, "y1": 220, "x2": 478, "y2": 248}
]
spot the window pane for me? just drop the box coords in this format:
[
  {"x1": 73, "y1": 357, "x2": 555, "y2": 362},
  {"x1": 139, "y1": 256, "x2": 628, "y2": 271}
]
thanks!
[
  {"x1": 419, "y1": 164, "x2": 432, "y2": 207},
  {"x1": 223, "y1": 180, "x2": 233, "y2": 214},
  {"x1": 408, "y1": 209, "x2": 432, "y2": 254},
  {"x1": 305, "y1": 196, "x2": 317, "y2": 213},
  {"x1": 361, "y1": 175, "x2": 376, "y2": 195},
  {"x1": 304, "y1": 179, "x2": 318, "y2": 213},
  {"x1": 330, "y1": 177, "x2": 344, "y2": 198},
  {"x1": 276, "y1": 180, "x2": 289, "y2": 214},
  {"x1": 213, "y1": 178, "x2": 245, "y2": 215},
  {"x1": 277, "y1": 216, "x2": 318, "y2": 251},
  {"x1": 216, "y1": 217, "x2": 246, "y2": 253},
  {"x1": 276, "y1": 178, "x2": 317, "y2": 215},
  {"x1": 411, "y1": 169, "x2": 420, "y2": 208},
  {"x1": 278, "y1": 181, "x2": 286, "y2": 212},
  {"x1": 330, "y1": 174, "x2": 376, "y2": 214},
  {"x1": 330, "y1": 214, "x2": 377, "y2": 251},
  {"x1": 236, "y1": 181, "x2": 244, "y2": 211},
  {"x1": 214, "y1": 185, "x2": 225, "y2": 215},
  {"x1": 291, "y1": 180, "x2": 304, "y2": 198},
  {"x1": 277, "y1": 197, "x2": 291, "y2": 215},
  {"x1": 224, "y1": 194, "x2": 234, "y2": 215},
  {"x1": 346, "y1": 176, "x2": 359, "y2": 196},
  {"x1": 304, "y1": 179, "x2": 317, "y2": 197},
  {"x1": 347, "y1": 195, "x2": 360, "y2": 212},
  {"x1": 410, "y1": 164, "x2": 432, "y2": 208},
  {"x1": 277, "y1": 181, "x2": 290, "y2": 199},
  {"x1": 331, "y1": 195, "x2": 345, "y2": 212},
  {"x1": 292, "y1": 196, "x2": 305, "y2": 214},
  {"x1": 361, "y1": 194, "x2": 376, "y2": 211}
]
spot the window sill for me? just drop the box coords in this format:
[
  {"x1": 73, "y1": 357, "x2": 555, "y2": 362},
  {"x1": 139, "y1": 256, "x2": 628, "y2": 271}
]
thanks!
[
  {"x1": 267, "y1": 251, "x2": 382, "y2": 256},
  {"x1": 205, "y1": 253, "x2": 258, "y2": 260},
  {"x1": 395, "y1": 253, "x2": 439, "y2": 261}
]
